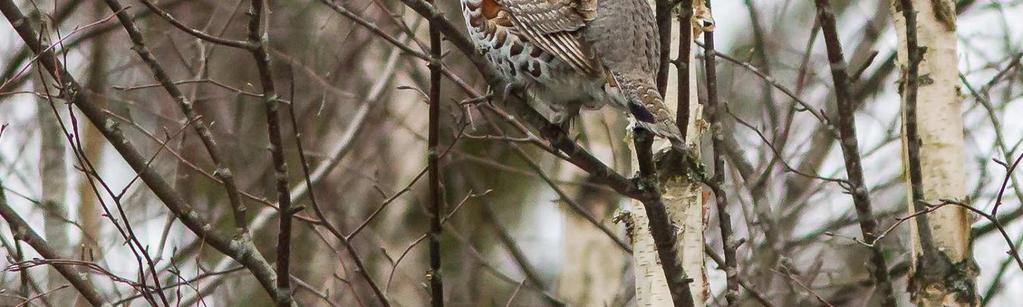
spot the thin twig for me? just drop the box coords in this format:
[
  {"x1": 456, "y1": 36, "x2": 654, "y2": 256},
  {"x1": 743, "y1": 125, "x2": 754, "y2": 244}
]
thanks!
[
  {"x1": 242, "y1": 0, "x2": 296, "y2": 305},
  {"x1": 389, "y1": 2, "x2": 696, "y2": 306},
  {"x1": 0, "y1": 180, "x2": 106, "y2": 305},
  {"x1": 135, "y1": 0, "x2": 255, "y2": 49},
  {"x1": 283, "y1": 47, "x2": 399, "y2": 307},
  {"x1": 477, "y1": 107, "x2": 632, "y2": 253},
  {"x1": 936, "y1": 199, "x2": 1023, "y2": 271},
  {"x1": 772, "y1": 268, "x2": 835, "y2": 307},
  {"x1": 426, "y1": 1, "x2": 445, "y2": 304},
  {"x1": 704, "y1": 245, "x2": 773, "y2": 307},
  {"x1": 101, "y1": 0, "x2": 250, "y2": 233},
  {"x1": 0, "y1": 1, "x2": 288, "y2": 305},
  {"x1": 700, "y1": 1, "x2": 739, "y2": 304},
  {"x1": 696, "y1": 42, "x2": 833, "y2": 136}
]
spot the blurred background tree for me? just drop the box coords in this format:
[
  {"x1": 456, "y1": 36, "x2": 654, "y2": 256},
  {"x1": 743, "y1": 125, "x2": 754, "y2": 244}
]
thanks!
[{"x1": 0, "y1": 0, "x2": 1021, "y2": 306}]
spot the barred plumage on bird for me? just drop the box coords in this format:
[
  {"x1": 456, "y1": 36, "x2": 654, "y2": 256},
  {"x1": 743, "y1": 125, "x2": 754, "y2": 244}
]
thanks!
[{"x1": 460, "y1": 0, "x2": 688, "y2": 151}]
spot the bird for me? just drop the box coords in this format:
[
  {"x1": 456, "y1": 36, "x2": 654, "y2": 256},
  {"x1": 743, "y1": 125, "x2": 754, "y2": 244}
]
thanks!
[{"x1": 460, "y1": 0, "x2": 688, "y2": 151}]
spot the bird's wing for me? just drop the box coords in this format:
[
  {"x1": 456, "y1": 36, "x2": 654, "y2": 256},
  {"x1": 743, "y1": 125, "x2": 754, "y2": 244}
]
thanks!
[{"x1": 497, "y1": 0, "x2": 599, "y2": 73}]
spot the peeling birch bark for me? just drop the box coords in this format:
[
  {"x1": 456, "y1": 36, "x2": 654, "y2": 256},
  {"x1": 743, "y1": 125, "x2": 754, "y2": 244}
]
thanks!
[
  {"x1": 631, "y1": 3, "x2": 708, "y2": 304},
  {"x1": 891, "y1": 0, "x2": 978, "y2": 305}
]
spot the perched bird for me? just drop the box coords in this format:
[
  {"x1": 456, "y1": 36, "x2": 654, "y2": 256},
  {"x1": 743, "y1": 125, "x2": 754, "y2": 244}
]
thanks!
[{"x1": 460, "y1": 0, "x2": 686, "y2": 150}]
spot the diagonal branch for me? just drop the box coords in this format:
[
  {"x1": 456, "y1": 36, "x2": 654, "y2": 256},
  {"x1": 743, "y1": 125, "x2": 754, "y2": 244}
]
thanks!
[
  {"x1": 135, "y1": 0, "x2": 255, "y2": 49},
  {"x1": 391, "y1": 1, "x2": 693, "y2": 306},
  {"x1": 0, "y1": 1, "x2": 287, "y2": 304},
  {"x1": 0, "y1": 179, "x2": 106, "y2": 306},
  {"x1": 814, "y1": 1, "x2": 896, "y2": 305},
  {"x1": 699, "y1": 0, "x2": 739, "y2": 304},
  {"x1": 100, "y1": 0, "x2": 250, "y2": 233}
]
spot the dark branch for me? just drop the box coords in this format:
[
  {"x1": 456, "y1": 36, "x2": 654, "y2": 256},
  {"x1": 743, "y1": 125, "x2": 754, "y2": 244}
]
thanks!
[{"x1": 814, "y1": 0, "x2": 896, "y2": 305}]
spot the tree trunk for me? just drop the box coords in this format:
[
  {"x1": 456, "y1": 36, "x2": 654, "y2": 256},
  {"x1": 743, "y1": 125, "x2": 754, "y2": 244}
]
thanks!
[
  {"x1": 891, "y1": 0, "x2": 978, "y2": 305},
  {"x1": 77, "y1": 1, "x2": 111, "y2": 264},
  {"x1": 30, "y1": 5, "x2": 71, "y2": 304},
  {"x1": 557, "y1": 99, "x2": 631, "y2": 305},
  {"x1": 557, "y1": 174, "x2": 628, "y2": 306},
  {"x1": 631, "y1": 1, "x2": 708, "y2": 304}
]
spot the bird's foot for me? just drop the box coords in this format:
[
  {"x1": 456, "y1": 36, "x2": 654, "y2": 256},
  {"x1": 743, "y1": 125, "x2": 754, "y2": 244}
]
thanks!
[
  {"x1": 501, "y1": 82, "x2": 525, "y2": 102},
  {"x1": 461, "y1": 90, "x2": 494, "y2": 106}
]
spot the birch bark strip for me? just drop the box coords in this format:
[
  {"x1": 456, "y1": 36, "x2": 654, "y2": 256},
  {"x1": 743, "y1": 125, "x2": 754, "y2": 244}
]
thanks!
[
  {"x1": 632, "y1": 3, "x2": 707, "y2": 305},
  {"x1": 891, "y1": 0, "x2": 977, "y2": 305}
]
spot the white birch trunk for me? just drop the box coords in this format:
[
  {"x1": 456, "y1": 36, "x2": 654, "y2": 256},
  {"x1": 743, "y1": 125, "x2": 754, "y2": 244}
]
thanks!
[
  {"x1": 557, "y1": 185, "x2": 628, "y2": 306},
  {"x1": 29, "y1": 6, "x2": 71, "y2": 302},
  {"x1": 35, "y1": 75, "x2": 71, "y2": 303},
  {"x1": 631, "y1": 3, "x2": 708, "y2": 305},
  {"x1": 557, "y1": 102, "x2": 630, "y2": 305},
  {"x1": 891, "y1": 0, "x2": 977, "y2": 305}
]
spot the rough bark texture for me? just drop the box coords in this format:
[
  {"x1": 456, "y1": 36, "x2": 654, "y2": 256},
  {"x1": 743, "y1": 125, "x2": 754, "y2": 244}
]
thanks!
[
  {"x1": 890, "y1": 0, "x2": 978, "y2": 305},
  {"x1": 631, "y1": 3, "x2": 708, "y2": 304}
]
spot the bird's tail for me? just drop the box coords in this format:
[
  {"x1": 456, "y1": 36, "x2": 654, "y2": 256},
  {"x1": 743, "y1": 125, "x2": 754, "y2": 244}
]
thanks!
[
  {"x1": 621, "y1": 79, "x2": 689, "y2": 153},
  {"x1": 634, "y1": 115, "x2": 688, "y2": 153}
]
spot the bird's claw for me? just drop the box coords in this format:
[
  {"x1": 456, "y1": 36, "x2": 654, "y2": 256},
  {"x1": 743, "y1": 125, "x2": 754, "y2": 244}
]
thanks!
[{"x1": 502, "y1": 82, "x2": 524, "y2": 101}]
